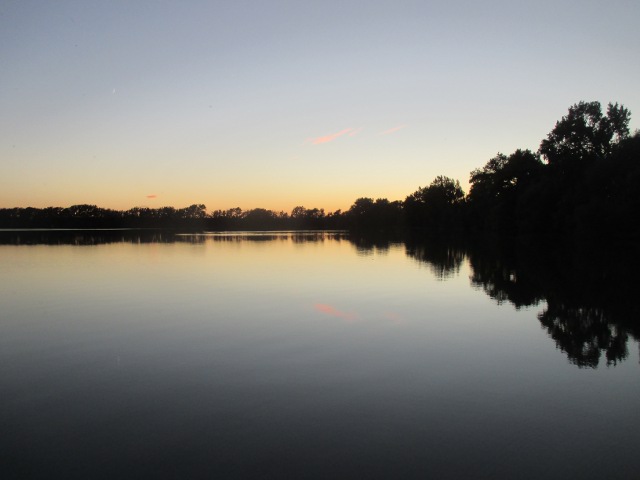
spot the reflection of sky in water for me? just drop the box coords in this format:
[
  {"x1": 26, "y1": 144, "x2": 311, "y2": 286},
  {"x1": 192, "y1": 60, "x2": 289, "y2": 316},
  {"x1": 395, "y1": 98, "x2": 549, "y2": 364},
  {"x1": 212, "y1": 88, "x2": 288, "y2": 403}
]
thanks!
[
  {"x1": 1, "y1": 235, "x2": 639, "y2": 479},
  {"x1": 314, "y1": 303, "x2": 358, "y2": 322}
]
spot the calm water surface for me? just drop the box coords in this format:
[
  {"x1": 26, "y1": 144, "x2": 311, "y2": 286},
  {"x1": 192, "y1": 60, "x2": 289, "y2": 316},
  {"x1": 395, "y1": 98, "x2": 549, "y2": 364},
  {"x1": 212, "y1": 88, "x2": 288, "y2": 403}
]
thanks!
[{"x1": 1, "y1": 231, "x2": 638, "y2": 479}]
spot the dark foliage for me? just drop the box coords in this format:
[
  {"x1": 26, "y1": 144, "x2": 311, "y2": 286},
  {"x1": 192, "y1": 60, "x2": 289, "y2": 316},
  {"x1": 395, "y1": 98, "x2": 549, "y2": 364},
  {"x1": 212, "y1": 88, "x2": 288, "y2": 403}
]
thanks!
[
  {"x1": 404, "y1": 176, "x2": 466, "y2": 234},
  {"x1": 466, "y1": 101, "x2": 637, "y2": 237},
  {"x1": 1, "y1": 101, "x2": 637, "y2": 238},
  {"x1": 468, "y1": 150, "x2": 544, "y2": 233},
  {"x1": 345, "y1": 197, "x2": 404, "y2": 233}
]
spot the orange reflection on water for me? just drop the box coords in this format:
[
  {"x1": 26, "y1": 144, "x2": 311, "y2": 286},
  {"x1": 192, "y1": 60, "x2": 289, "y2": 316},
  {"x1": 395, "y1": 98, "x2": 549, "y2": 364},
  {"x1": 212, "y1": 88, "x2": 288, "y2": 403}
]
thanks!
[{"x1": 313, "y1": 303, "x2": 358, "y2": 322}]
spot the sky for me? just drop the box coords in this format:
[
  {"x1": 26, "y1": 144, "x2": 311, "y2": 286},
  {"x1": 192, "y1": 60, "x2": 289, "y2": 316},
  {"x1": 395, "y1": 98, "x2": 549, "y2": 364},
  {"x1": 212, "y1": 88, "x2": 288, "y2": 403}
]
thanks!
[{"x1": 1, "y1": 0, "x2": 639, "y2": 213}]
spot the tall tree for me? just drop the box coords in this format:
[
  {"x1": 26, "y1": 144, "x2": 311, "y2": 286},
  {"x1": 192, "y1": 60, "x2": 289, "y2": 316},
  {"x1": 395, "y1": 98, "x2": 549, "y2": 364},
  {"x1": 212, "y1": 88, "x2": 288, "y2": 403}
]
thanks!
[{"x1": 539, "y1": 101, "x2": 630, "y2": 170}]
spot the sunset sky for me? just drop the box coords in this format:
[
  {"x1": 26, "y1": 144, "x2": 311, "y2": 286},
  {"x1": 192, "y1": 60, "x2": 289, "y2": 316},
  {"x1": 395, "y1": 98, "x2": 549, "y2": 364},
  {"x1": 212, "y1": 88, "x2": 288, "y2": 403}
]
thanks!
[{"x1": 2, "y1": 0, "x2": 639, "y2": 213}]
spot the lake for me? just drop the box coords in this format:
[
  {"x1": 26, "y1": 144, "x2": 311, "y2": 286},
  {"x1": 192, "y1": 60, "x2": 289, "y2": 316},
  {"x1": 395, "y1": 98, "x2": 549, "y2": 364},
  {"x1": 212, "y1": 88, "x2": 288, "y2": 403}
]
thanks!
[{"x1": 1, "y1": 230, "x2": 639, "y2": 479}]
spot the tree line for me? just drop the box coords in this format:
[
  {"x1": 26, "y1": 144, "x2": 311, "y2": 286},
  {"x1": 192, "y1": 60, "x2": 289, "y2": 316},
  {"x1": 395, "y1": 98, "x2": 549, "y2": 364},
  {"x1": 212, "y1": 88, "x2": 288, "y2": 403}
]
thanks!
[{"x1": 2, "y1": 101, "x2": 638, "y2": 237}]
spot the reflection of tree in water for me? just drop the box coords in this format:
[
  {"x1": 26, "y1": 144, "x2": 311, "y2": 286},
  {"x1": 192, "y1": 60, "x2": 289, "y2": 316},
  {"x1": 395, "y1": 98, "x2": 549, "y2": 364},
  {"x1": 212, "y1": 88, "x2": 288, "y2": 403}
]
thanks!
[
  {"x1": 539, "y1": 304, "x2": 629, "y2": 368},
  {"x1": 468, "y1": 244, "x2": 544, "y2": 308},
  {"x1": 0, "y1": 230, "x2": 349, "y2": 246},
  {"x1": 291, "y1": 231, "x2": 340, "y2": 243},
  {"x1": 197, "y1": 232, "x2": 346, "y2": 243},
  {"x1": 467, "y1": 238, "x2": 640, "y2": 368},
  {"x1": 405, "y1": 238, "x2": 465, "y2": 280},
  {"x1": 349, "y1": 234, "x2": 401, "y2": 256},
  {"x1": 0, "y1": 229, "x2": 178, "y2": 246},
  {"x1": 198, "y1": 234, "x2": 282, "y2": 243}
]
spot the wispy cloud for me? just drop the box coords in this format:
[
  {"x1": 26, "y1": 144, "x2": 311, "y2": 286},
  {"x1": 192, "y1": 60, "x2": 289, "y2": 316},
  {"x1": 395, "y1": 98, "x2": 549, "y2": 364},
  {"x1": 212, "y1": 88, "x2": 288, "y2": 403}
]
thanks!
[
  {"x1": 379, "y1": 125, "x2": 407, "y2": 135},
  {"x1": 146, "y1": 194, "x2": 157, "y2": 199},
  {"x1": 310, "y1": 128, "x2": 353, "y2": 145},
  {"x1": 314, "y1": 303, "x2": 358, "y2": 322},
  {"x1": 348, "y1": 127, "x2": 364, "y2": 137}
]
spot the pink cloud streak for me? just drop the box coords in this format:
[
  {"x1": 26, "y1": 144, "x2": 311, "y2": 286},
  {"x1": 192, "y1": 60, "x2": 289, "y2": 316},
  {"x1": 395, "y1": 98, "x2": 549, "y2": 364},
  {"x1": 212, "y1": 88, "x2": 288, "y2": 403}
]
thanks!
[
  {"x1": 311, "y1": 128, "x2": 353, "y2": 145},
  {"x1": 146, "y1": 194, "x2": 157, "y2": 199},
  {"x1": 379, "y1": 125, "x2": 407, "y2": 135}
]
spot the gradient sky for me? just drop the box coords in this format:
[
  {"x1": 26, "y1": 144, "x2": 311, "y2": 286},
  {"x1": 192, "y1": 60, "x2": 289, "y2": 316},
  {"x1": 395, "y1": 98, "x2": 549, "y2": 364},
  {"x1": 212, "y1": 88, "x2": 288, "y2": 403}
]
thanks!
[{"x1": 2, "y1": 0, "x2": 639, "y2": 212}]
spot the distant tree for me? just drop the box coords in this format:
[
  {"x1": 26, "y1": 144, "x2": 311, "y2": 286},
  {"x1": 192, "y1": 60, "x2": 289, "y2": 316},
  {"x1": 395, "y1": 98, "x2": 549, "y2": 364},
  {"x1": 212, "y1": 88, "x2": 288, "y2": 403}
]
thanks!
[
  {"x1": 469, "y1": 149, "x2": 543, "y2": 232},
  {"x1": 178, "y1": 204, "x2": 207, "y2": 219},
  {"x1": 324, "y1": 209, "x2": 346, "y2": 230},
  {"x1": 225, "y1": 207, "x2": 243, "y2": 219},
  {"x1": 242, "y1": 208, "x2": 278, "y2": 230},
  {"x1": 290, "y1": 206, "x2": 325, "y2": 229},
  {"x1": 345, "y1": 197, "x2": 402, "y2": 232},
  {"x1": 208, "y1": 207, "x2": 242, "y2": 230},
  {"x1": 404, "y1": 176, "x2": 465, "y2": 233},
  {"x1": 291, "y1": 206, "x2": 306, "y2": 219},
  {"x1": 305, "y1": 208, "x2": 325, "y2": 229},
  {"x1": 65, "y1": 204, "x2": 103, "y2": 217},
  {"x1": 158, "y1": 206, "x2": 177, "y2": 222},
  {"x1": 347, "y1": 198, "x2": 376, "y2": 230},
  {"x1": 349, "y1": 197, "x2": 375, "y2": 215},
  {"x1": 413, "y1": 176, "x2": 465, "y2": 205},
  {"x1": 372, "y1": 198, "x2": 403, "y2": 231}
]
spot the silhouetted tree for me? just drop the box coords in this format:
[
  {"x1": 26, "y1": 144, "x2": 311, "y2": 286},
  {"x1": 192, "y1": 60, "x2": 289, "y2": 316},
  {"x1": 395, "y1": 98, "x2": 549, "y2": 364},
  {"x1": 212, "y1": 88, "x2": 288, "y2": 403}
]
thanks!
[
  {"x1": 575, "y1": 132, "x2": 640, "y2": 235},
  {"x1": 346, "y1": 197, "x2": 402, "y2": 232},
  {"x1": 290, "y1": 206, "x2": 326, "y2": 229},
  {"x1": 242, "y1": 208, "x2": 279, "y2": 230},
  {"x1": 468, "y1": 149, "x2": 543, "y2": 232},
  {"x1": 404, "y1": 176, "x2": 465, "y2": 233},
  {"x1": 464, "y1": 101, "x2": 635, "y2": 236},
  {"x1": 178, "y1": 204, "x2": 207, "y2": 219},
  {"x1": 539, "y1": 101, "x2": 630, "y2": 171}
]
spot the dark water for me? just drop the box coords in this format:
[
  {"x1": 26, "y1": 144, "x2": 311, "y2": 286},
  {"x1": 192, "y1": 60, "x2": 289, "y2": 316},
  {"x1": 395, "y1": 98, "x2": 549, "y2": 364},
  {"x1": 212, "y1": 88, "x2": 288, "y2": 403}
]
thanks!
[{"x1": 1, "y1": 231, "x2": 639, "y2": 479}]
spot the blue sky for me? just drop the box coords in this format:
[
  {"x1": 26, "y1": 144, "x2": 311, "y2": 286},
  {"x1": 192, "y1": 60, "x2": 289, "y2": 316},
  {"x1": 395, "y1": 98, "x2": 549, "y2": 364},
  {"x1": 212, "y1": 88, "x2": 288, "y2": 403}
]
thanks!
[{"x1": 2, "y1": 0, "x2": 639, "y2": 211}]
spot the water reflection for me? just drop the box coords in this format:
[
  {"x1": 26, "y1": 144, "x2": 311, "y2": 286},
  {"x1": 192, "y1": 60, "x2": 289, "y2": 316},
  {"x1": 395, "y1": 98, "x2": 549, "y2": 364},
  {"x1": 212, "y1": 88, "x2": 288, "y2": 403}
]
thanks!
[
  {"x1": 313, "y1": 303, "x2": 358, "y2": 322},
  {"x1": 539, "y1": 305, "x2": 630, "y2": 367},
  {"x1": 1, "y1": 229, "x2": 638, "y2": 368},
  {"x1": 405, "y1": 237, "x2": 465, "y2": 280},
  {"x1": 0, "y1": 229, "x2": 178, "y2": 245},
  {"x1": 465, "y1": 237, "x2": 640, "y2": 368},
  {"x1": 467, "y1": 241, "x2": 544, "y2": 308},
  {"x1": 346, "y1": 232, "x2": 640, "y2": 368},
  {"x1": 348, "y1": 233, "x2": 402, "y2": 256},
  {"x1": 0, "y1": 229, "x2": 349, "y2": 246}
]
